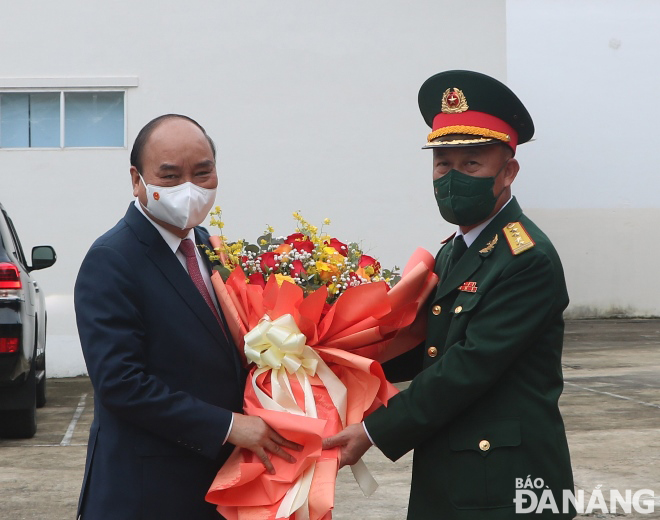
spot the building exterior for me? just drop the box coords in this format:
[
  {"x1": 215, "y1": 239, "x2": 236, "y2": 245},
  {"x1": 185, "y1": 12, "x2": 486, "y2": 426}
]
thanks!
[{"x1": 1, "y1": 1, "x2": 657, "y2": 376}]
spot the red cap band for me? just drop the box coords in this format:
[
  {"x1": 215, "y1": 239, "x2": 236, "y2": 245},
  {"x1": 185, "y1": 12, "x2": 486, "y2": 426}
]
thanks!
[{"x1": 430, "y1": 110, "x2": 519, "y2": 151}]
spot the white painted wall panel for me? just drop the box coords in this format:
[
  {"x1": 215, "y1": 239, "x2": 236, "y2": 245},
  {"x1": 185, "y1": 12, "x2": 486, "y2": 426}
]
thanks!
[
  {"x1": 1, "y1": 1, "x2": 506, "y2": 376},
  {"x1": 507, "y1": 0, "x2": 660, "y2": 317}
]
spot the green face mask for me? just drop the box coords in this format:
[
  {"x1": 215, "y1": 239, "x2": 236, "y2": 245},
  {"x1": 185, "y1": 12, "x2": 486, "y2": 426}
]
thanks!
[{"x1": 433, "y1": 163, "x2": 507, "y2": 226}]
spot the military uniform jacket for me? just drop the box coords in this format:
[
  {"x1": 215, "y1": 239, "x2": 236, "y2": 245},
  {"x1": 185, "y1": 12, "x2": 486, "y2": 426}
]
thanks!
[{"x1": 364, "y1": 198, "x2": 575, "y2": 519}]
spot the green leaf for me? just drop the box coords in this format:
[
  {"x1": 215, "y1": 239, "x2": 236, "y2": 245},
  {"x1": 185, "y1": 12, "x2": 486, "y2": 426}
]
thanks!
[{"x1": 213, "y1": 265, "x2": 232, "y2": 281}]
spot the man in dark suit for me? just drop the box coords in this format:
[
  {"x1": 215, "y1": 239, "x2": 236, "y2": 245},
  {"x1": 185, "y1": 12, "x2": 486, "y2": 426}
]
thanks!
[
  {"x1": 324, "y1": 71, "x2": 575, "y2": 519},
  {"x1": 75, "y1": 114, "x2": 300, "y2": 519}
]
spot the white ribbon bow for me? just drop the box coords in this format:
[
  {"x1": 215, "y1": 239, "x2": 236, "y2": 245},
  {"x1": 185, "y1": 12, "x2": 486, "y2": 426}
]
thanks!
[{"x1": 244, "y1": 314, "x2": 319, "y2": 376}]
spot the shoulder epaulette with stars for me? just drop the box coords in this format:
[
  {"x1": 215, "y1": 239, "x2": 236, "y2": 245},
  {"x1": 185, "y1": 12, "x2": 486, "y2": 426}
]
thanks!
[{"x1": 502, "y1": 222, "x2": 535, "y2": 255}]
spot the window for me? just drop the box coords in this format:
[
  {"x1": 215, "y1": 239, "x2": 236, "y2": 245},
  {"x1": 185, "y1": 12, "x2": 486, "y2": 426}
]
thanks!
[{"x1": 0, "y1": 91, "x2": 125, "y2": 148}]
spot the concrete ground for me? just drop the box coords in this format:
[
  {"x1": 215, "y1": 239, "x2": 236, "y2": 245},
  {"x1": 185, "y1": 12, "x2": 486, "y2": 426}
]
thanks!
[{"x1": 1, "y1": 319, "x2": 658, "y2": 519}]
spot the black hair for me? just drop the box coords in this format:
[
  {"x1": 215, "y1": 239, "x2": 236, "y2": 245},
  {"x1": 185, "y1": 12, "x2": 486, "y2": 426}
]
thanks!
[{"x1": 130, "y1": 114, "x2": 216, "y2": 172}]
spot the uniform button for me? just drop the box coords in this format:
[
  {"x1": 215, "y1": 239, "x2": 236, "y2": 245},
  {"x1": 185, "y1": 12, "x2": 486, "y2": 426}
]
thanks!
[
  {"x1": 479, "y1": 440, "x2": 490, "y2": 451},
  {"x1": 432, "y1": 305, "x2": 442, "y2": 315},
  {"x1": 454, "y1": 305, "x2": 463, "y2": 314},
  {"x1": 427, "y1": 346, "x2": 438, "y2": 358}
]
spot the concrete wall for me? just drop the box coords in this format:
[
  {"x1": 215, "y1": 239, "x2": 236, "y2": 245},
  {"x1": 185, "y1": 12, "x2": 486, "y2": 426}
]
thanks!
[
  {"x1": 507, "y1": 0, "x2": 660, "y2": 317},
  {"x1": 0, "y1": 1, "x2": 507, "y2": 376}
]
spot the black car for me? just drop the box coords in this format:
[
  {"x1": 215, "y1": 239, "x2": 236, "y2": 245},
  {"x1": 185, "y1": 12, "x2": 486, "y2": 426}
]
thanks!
[{"x1": 0, "y1": 202, "x2": 56, "y2": 438}]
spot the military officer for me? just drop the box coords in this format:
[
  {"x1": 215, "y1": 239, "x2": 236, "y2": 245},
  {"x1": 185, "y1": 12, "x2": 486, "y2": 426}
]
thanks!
[{"x1": 324, "y1": 70, "x2": 575, "y2": 519}]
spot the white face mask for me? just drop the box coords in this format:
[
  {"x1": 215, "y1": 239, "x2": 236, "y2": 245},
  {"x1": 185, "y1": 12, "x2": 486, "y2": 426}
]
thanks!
[{"x1": 139, "y1": 174, "x2": 217, "y2": 230}]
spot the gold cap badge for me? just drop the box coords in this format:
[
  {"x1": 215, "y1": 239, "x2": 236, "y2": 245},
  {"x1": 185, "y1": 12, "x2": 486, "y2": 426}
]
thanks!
[{"x1": 441, "y1": 87, "x2": 469, "y2": 114}]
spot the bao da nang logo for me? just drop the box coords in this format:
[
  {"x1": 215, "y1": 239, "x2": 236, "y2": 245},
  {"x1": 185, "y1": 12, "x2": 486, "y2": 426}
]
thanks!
[{"x1": 513, "y1": 476, "x2": 655, "y2": 515}]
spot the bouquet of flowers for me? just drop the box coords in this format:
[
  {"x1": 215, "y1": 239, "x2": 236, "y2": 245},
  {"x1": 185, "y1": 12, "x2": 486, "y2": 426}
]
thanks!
[{"x1": 204, "y1": 208, "x2": 438, "y2": 520}]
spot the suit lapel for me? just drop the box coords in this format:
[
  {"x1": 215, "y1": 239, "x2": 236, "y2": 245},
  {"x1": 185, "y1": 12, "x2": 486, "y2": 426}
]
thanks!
[
  {"x1": 124, "y1": 205, "x2": 226, "y2": 342},
  {"x1": 434, "y1": 198, "x2": 524, "y2": 302},
  {"x1": 194, "y1": 227, "x2": 244, "y2": 375}
]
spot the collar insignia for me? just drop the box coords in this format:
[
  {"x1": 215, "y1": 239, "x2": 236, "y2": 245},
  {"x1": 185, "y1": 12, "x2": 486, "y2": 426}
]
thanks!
[
  {"x1": 441, "y1": 87, "x2": 469, "y2": 114},
  {"x1": 479, "y1": 234, "x2": 498, "y2": 254}
]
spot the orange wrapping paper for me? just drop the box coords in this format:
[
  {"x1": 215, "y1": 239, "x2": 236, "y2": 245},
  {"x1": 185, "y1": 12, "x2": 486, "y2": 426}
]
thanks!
[{"x1": 206, "y1": 247, "x2": 438, "y2": 519}]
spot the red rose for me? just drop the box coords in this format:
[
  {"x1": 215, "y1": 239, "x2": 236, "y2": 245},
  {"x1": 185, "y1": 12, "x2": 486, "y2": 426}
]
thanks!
[
  {"x1": 324, "y1": 238, "x2": 348, "y2": 256},
  {"x1": 248, "y1": 272, "x2": 266, "y2": 288},
  {"x1": 292, "y1": 240, "x2": 315, "y2": 254},
  {"x1": 285, "y1": 233, "x2": 315, "y2": 254},
  {"x1": 285, "y1": 233, "x2": 306, "y2": 243},
  {"x1": 358, "y1": 254, "x2": 381, "y2": 274},
  {"x1": 290, "y1": 259, "x2": 307, "y2": 278},
  {"x1": 259, "y1": 251, "x2": 278, "y2": 271}
]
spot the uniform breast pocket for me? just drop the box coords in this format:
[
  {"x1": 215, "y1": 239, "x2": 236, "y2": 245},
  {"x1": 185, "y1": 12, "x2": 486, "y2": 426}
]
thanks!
[
  {"x1": 444, "y1": 292, "x2": 482, "y2": 347},
  {"x1": 449, "y1": 292, "x2": 482, "y2": 319},
  {"x1": 448, "y1": 418, "x2": 522, "y2": 510}
]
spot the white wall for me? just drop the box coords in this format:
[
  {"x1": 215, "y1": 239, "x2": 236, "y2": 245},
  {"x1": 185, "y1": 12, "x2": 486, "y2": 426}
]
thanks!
[
  {"x1": 507, "y1": 0, "x2": 660, "y2": 317},
  {"x1": 0, "y1": 0, "x2": 507, "y2": 376}
]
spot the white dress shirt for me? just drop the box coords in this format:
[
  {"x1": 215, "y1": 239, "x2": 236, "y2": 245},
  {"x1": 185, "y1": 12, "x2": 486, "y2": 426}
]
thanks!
[{"x1": 134, "y1": 199, "x2": 220, "y2": 314}]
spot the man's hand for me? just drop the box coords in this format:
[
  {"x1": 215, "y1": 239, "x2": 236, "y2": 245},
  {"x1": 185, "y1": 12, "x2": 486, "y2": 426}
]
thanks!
[
  {"x1": 322, "y1": 423, "x2": 372, "y2": 468},
  {"x1": 227, "y1": 414, "x2": 302, "y2": 474}
]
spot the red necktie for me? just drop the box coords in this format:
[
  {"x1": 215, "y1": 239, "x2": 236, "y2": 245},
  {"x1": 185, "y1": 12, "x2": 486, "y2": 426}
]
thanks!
[{"x1": 178, "y1": 238, "x2": 227, "y2": 338}]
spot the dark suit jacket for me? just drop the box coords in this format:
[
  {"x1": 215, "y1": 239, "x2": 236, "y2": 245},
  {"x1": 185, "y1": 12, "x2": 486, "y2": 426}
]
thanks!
[
  {"x1": 75, "y1": 204, "x2": 244, "y2": 520},
  {"x1": 365, "y1": 198, "x2": 575, "y2": 519}
]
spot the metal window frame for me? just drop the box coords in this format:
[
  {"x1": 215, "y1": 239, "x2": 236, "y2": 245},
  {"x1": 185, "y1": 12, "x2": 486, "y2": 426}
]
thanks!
[{"x1": 0, "y1": 79, "x2": 135, "y2": 150}]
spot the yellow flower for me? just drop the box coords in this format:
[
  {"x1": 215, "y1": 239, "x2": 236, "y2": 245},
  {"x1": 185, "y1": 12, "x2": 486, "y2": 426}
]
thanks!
[
  {"x1": 327, "y1": 283, "x2": 339, "y2": 295},
  {"x1": 217, "y1": 221, "x2": 225, "y2": 229},
  {"x1": 316, "y1": 261, "x2": 340, "y2": 282},
  {"x1": 274, "y1": 273, "x2": 296, "y2": 287},
  {"x1": 323, "y1": 218, "x2": 331, "y2": 225},
  {"x1": 321, "y1": 247, "x2": 344, "y2": 265},
  {"x1": 215, "y1": 206, "x2": 221, "y2": 213},
  {"x1": 267, "y1": 225, "x2": 275, "y2": 233},
  {"x1": 356, "y1": 267, "x2": 370, "y2": 281}
]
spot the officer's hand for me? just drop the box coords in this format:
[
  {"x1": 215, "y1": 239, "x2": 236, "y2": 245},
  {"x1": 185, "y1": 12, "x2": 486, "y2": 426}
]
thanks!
[
  {"x1": 227, "y1": 414, "x2": 302, "y2": 474},
  {"x1": 322, "y1": 423, "x2": 372, "y2": 468}
]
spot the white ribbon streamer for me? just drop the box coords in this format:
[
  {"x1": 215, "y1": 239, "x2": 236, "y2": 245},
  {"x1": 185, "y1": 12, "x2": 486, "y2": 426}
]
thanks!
[{"x1": 244, "y1": 314, "x2": 377, "y2": 518}]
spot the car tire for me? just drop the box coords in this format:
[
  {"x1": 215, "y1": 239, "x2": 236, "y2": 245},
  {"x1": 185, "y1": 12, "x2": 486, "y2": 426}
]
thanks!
[{"x1": 0, "y1": 365, "x2": 37, "y2": 439}]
